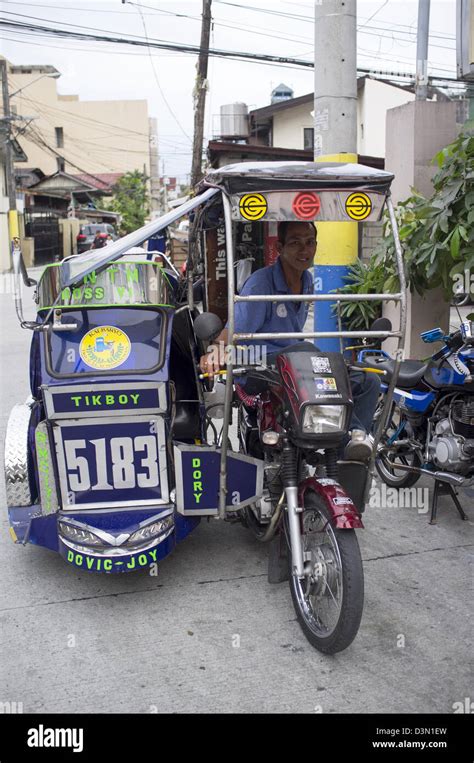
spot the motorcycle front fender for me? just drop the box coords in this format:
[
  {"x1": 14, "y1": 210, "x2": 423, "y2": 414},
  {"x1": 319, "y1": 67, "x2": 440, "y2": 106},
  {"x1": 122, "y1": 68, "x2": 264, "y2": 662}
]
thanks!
[{"x1": 298, "y1": 477, "x2": 364, "y2": 530}]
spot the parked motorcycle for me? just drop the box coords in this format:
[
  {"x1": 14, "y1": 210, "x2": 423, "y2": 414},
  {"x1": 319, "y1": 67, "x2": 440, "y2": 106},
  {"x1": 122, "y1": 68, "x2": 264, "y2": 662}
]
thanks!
[{"x1": 358, "y1": 321, "x2": 473, "y2": 523}]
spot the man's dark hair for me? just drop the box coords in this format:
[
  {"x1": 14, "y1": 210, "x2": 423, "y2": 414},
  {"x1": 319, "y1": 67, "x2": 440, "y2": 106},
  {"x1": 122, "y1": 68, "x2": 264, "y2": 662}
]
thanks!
[{"x1": 278, "y1": 221, "x2": 317, "y2": 245}]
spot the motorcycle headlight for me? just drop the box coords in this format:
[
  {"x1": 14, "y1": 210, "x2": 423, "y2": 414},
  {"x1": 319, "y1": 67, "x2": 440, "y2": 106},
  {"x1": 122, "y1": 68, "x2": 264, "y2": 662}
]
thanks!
[
  {"x1": 58, "y1": 521, "x2": 103, "y2": 546},
  {"x1": 128, "y1": 515, "x2": 174, "y2": 545},
  {"x1": 302, "y1": 405, "x2": 345, "y2": 434}
]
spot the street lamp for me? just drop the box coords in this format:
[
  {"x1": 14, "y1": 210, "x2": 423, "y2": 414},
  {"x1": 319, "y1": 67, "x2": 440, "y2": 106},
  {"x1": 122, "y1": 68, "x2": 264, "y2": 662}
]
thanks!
[{"x1": 9, "y1": 71, "x2": 60, "y2": 99}]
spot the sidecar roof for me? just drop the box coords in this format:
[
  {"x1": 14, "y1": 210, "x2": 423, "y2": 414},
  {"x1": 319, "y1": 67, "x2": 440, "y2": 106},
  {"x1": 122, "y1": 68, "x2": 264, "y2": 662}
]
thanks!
[
  {"x1": 58, "y1": 186, "x2": 219, "y2": 288},
  {"x1": 202, "y1": 161, "x2": 393, "y2": 225},
  {"x1": 201, "y1": 161, "x2": 394, "y2": 194},
  {"x1": 57, "y1": 162, "x2": 394, "y2": 289}
]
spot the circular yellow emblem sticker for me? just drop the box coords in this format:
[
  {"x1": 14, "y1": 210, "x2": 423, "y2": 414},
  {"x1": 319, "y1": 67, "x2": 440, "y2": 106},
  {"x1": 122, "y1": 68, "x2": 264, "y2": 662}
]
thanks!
[
  {"x1": 79, "y1": 326, "x2": 131, "y2": 370},
  {"x1": 345, "y1": 192, "x2": 373, "y2": 220},
  {"x1": 239, "y1": 193, "x2": 268, "y2": 221}
]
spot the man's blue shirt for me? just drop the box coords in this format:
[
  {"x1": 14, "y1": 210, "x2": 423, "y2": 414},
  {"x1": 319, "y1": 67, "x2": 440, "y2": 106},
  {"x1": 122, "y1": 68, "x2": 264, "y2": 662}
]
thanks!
[{"x1": 232, "y1": 257, "x2": 314, "y2": 354}]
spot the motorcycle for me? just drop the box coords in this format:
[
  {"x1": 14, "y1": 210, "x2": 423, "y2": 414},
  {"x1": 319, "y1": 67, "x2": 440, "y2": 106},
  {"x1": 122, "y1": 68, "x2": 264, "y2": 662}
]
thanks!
[
  {"x1": 4, "y1": 161, "x2": 406, "y2": 654},
  {"x1": 358, "y1": 321, "x2": 474, "y2": 524}
]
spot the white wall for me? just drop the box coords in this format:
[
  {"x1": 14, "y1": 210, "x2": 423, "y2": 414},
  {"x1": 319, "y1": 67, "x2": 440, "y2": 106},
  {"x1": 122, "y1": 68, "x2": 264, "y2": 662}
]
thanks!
[
  {"x1": 272, "y1": 102, "x2": 314, "y2": 150},
  {"x1": 357, "y1": 78, "x2": 415, "y2": 157},
  {"x1": 269, "y1": 80, "x2": 416, "y2": 157}
]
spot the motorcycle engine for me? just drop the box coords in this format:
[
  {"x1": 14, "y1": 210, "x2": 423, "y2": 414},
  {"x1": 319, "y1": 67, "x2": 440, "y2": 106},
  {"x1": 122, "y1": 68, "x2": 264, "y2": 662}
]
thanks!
[{"x1": 428, "y1": 400, "x2": 474, "y2": 473}]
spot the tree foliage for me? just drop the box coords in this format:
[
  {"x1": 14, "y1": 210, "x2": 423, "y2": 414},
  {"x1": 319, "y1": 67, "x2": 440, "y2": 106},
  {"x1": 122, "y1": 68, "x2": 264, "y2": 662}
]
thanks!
[
  {"x1": 104, "y1": 170, "x2": 150, "y2": 234},
  {"x1": 337, "y1": 128, "x2": 474, "y2": 330},
  {"x1": 373, "y1": 129, "x2": 474, "y2": 297}
]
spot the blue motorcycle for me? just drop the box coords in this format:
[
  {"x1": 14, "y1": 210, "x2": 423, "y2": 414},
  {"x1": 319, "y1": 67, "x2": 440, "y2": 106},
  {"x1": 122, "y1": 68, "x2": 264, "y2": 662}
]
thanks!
[{"x1": 358, "y1": 320, "x2": 474, "y2": 524}]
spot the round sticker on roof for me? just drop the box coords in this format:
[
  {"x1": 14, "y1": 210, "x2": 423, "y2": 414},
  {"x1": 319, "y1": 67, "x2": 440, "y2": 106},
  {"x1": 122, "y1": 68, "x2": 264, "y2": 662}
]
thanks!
[
  {"x1": 345, "y1": 192, "x2": 373, "y2": 221},
  {"x1": 79, "y1": 326, "x2": 131, "y2": 370},
  {"x1": 239, "y1": 193, "x2": 268, "y2": 221},
  {"x1": 292, "y1": 191, "x2": 321, "y2": 220}
]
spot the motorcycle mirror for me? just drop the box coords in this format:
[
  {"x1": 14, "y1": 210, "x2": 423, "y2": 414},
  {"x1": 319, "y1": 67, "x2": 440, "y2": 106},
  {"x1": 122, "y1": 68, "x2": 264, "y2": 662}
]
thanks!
[
  {"x1": 192, "y1": 278, "x2": 205, "y2": 303},
  {"x1": 370, "y1": 317, "x2": 392, "y2": 333},
  {"x1": 12, "y1": 245, "x2": 37, "y2": 330},
  {"x1": 193, "y1": 312, "x2": 223, "y2": 341}
]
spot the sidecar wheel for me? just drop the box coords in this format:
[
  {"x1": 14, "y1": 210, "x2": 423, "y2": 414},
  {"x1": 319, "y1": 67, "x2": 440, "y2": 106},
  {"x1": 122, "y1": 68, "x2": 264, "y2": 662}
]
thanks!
[{"x1": 287, "y1": 491, "x2": 364, "y2": 654}]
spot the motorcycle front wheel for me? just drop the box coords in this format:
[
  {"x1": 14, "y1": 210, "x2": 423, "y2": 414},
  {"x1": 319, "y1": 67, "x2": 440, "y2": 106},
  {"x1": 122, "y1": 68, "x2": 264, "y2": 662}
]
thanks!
[{"x1": 287, "y1": 490, "x2": 364, "y2": 654}]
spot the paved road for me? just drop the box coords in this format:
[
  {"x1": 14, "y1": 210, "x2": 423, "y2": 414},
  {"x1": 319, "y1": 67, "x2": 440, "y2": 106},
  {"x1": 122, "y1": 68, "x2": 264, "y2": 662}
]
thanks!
[{"x1": 0, "y1": 276, "x2": 472, "y2": 713}]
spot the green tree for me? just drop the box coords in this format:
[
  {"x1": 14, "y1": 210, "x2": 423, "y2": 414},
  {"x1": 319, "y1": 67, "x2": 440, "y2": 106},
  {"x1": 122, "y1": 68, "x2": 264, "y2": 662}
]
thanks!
[
  {"x1": 336, "y1": 127, "x2": 474, "y2": 330},
  {"x1": 373, "y1": 128, "x2": 474, "y2": 297},
  {"x1": 105, "y1": 170, "x2": 150, "y2": 234}
]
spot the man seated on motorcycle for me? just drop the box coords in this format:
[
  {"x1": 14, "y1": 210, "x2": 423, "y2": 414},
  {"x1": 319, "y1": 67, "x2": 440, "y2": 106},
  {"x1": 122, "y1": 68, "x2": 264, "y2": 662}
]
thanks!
[{"x1": 199, "y1": 221, "x2": 379, "y2": 460}]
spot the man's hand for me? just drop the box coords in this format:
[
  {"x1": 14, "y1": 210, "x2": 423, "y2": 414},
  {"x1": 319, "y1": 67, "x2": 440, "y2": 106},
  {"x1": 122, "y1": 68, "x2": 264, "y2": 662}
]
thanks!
[
  {"x1": 199, "y1": 347, "x2": 223, "y2": 378},
  {"x1": 198, "y1": 328, "x2": 228, "y2": 378}
]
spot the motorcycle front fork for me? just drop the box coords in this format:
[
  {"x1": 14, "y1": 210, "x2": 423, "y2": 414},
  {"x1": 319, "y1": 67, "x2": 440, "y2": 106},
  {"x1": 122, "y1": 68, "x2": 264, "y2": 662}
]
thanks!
[
  {"x1": 285, "y1": 485, "x2": 305, "y2": 577},
  {"x1": 282, "y1": 440, "x2": 305, "y2": 577}
]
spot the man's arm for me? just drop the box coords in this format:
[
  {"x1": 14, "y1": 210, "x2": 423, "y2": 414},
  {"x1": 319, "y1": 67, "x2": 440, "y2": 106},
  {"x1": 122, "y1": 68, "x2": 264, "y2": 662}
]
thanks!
[{"x1": 199, "y1": 274, "x2": 268, "y2": 377}]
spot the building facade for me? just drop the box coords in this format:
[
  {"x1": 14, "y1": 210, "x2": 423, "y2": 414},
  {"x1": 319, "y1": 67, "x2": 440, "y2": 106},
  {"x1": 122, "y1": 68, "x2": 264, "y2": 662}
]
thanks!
[
  {"x1": 6, "y1": 59, "x2": 151, "y2": 178},
  {"x1": 248, "y1": 77, "x2": 418, "y2": 157}
]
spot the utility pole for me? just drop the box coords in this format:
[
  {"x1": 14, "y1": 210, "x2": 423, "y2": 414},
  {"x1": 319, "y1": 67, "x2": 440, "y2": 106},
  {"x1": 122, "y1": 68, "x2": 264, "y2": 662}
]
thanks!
[
  {"x1": 313, "y1": 0, "x2": 357, "y2": 158},
  {"x1": 190, "y1": 0, "x2": 212, "y2": 189},
  {"x1": 415, "y1": 0, "x2": 431, "y2": 100},
  {"x1": 313, "y1": 0, "x2": 358, "y2": 352},
  {"x1": 0, "y1": 58, "x2": 19, "y2": 247}
]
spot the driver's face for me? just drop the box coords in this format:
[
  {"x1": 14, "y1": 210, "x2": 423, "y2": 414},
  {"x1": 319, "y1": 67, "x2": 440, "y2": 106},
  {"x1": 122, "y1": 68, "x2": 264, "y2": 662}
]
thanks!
[{"x1": 278, "y1": 223, "x2": 317, "y2": 273}]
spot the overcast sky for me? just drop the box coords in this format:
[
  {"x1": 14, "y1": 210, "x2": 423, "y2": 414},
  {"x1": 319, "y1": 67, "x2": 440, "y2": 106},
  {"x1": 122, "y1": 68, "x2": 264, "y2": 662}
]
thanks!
[{"x1": 1, "y1": 0, "x2": 457, "y2": 181}]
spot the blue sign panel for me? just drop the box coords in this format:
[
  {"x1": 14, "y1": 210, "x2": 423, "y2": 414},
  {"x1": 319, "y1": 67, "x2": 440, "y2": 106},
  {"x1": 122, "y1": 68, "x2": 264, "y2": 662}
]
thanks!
[
  {"x1": 54, "y1": 418, "x2": 168, "y2": 508},
  {"x1": 49, "y1": 386, "x2": 162, "y2": 415},
  {"x1": 174, "y1": 445, "x2": 263, "y2": 514}
]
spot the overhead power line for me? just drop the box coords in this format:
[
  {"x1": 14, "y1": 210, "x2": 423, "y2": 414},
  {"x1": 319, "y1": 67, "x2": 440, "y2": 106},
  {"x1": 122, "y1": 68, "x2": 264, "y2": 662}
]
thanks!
[{"x1": 0, "y1": 17, "x2": 463, "y2": 86}]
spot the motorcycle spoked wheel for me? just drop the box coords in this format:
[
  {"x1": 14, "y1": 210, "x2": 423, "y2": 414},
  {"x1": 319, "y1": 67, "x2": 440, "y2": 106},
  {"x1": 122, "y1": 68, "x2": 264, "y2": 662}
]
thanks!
[
  {"x1": 286, "y1": 491, "x2": 364, "y2": 655},
  {"x1": 375, "y1": 403, "x2": 422, "y2": 488}
]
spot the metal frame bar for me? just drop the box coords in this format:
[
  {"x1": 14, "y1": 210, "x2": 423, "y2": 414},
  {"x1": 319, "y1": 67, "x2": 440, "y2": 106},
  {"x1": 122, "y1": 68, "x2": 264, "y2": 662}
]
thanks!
[
  {"x1": 235, "y1": 293, "x2": 402, "y2": 302},
  {"x1": 218, "y1": 193, "x2": 236, "y2": 518},
  {"x1": 60, "y1": 187, "x2": 220, "y2": 288},
  {"x1": 217, "y1": 187, "x2": 407, "y2": 519},
  {"x1": 364, "y1": 194, "x2": 407, "y2": 501}
]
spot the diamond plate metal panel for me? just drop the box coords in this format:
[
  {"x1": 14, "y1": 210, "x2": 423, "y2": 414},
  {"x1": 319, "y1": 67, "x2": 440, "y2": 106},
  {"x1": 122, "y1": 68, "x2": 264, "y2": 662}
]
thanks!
[{"x1": 4, "y1": 403, "x2": 33, "y2": 507}]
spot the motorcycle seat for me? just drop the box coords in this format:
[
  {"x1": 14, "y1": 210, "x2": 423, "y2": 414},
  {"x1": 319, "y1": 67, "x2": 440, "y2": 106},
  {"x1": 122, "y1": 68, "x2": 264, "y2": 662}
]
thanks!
[{"x1": 363, "y1": 357, "x2": 429, "y2": 388}]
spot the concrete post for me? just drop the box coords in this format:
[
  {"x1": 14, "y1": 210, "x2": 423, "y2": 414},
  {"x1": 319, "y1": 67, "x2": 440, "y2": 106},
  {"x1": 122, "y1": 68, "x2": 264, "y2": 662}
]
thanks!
[
  {"x1": 384, "y1": 100, "x2": 459, "y2": 358},
  {"x1": 415, "y1": 0, "x2": 431, "y2": 101},
  {"x1": 313, "y1": 0, "x2": 357, "y2": 156},
  {"x1": 313, "y1": 0, "x2": 358, "y2": 351}
]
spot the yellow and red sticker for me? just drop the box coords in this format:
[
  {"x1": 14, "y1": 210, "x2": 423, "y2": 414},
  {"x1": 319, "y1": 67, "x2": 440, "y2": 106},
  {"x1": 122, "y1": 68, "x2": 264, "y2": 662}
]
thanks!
[
  {"x1": 345, "y1": 192, "x2": 373, "y2": 221},
  {"x1": 239, "y1": 193, "x2": 268, "y2": 220},
  {"x1": 292, "y1": 191, "x2": 321, "y2": 220}
]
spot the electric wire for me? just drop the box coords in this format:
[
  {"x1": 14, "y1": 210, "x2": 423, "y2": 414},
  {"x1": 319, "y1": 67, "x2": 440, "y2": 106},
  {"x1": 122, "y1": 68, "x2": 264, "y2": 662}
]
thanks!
[
  {"x1": 0, "y1": 17, "x2": 463, "y2": 85},
  {"x1": 131, "y1": 1, "x2": 192, "y2": 143}
]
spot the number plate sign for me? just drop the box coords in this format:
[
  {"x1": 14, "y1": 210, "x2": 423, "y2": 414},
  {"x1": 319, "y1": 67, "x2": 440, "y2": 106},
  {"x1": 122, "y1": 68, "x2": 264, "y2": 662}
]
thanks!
[
  {"x1": 174, "y1": 444, "x2": 263, "y2": 516},
  {"x1": 54, "y1": 416, "x2": 168, "y2": 510}
]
